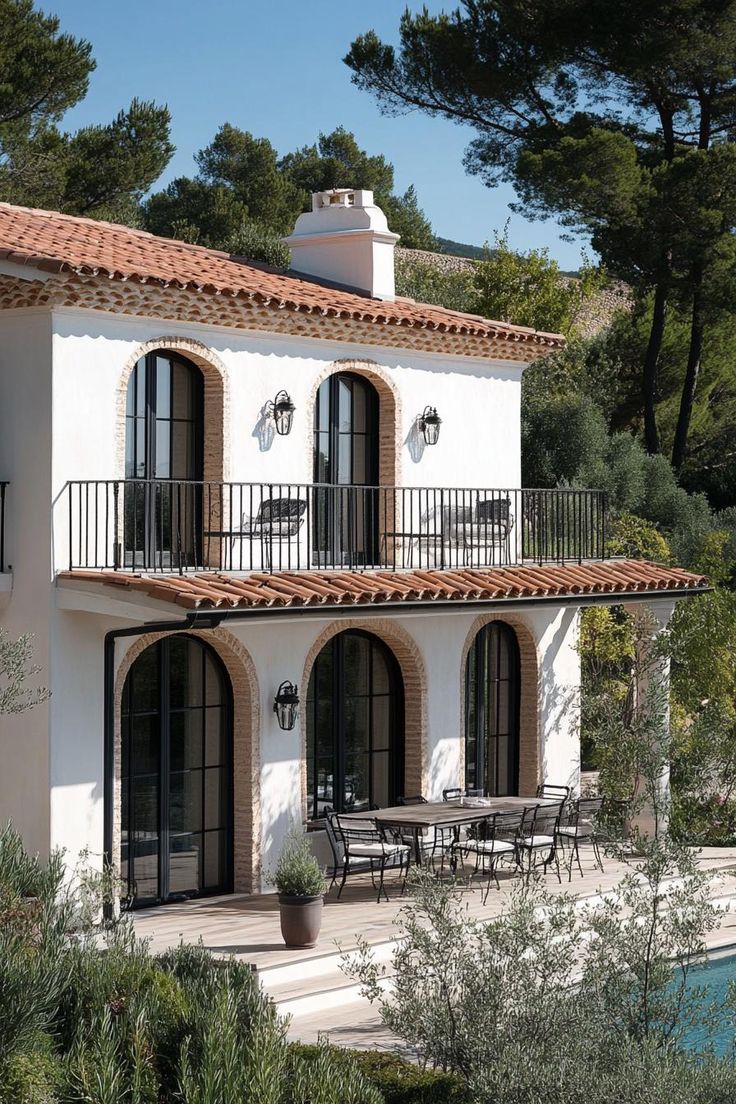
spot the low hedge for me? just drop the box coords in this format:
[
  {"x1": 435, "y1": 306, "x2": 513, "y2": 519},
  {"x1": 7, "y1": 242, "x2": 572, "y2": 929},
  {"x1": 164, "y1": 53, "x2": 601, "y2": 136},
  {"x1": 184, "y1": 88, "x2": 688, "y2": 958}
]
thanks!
[{"x1": 290, "y1": 1044, "x2": 470, "y2": 1103}]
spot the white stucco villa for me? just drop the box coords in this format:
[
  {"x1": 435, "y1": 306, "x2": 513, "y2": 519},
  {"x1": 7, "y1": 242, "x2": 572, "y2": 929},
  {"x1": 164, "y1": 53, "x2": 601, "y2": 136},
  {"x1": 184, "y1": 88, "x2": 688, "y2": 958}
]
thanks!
[{"x1": 0, "y1": 190, "x2": 707, "y2": 906}]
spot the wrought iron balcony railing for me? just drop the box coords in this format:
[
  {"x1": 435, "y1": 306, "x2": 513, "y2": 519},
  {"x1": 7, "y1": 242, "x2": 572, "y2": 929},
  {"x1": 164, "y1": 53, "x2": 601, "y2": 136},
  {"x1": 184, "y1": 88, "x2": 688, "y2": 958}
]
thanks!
[
  {"x1": 0, "y1": 482, "x2": 7, "y2": 573},
  {"x1": 63, "y1": 480, "x2": 607, "y2": 575}
]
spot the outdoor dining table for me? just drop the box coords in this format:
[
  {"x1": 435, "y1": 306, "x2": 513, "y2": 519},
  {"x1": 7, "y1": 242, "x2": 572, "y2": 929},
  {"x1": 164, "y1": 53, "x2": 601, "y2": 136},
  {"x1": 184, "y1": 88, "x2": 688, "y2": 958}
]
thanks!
[{"x1": 341, "y1": 796, "x2": 545, "y2": 866}]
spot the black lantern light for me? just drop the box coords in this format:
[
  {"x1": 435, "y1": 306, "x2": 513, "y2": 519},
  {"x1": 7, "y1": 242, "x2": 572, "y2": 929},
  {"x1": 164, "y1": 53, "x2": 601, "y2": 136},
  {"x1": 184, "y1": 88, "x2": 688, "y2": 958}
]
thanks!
[
  {"x1": 419, "y1": 406, "x2": 442, "y2": 446},
  {"x1": 273, "y1": 680, "x2": 300, "y2": 731},
  {"x1": 269, "y1": 390, "x2": 296, "y2": 436}
]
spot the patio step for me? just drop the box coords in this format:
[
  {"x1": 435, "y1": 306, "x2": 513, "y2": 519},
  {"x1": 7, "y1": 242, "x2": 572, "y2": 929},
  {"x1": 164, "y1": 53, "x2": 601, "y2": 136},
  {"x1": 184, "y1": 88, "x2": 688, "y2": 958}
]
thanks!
[{"x1": 258, "y1": 936, "x2": 397, "y2": 1017}]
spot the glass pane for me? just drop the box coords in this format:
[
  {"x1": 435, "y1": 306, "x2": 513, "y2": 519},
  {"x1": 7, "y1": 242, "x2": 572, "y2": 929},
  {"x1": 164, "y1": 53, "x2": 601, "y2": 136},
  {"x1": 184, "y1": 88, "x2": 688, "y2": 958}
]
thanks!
[
  {"x1": 170, "y1": 421, "x2": 193, "y2": 479},
  {"x1": 316, "y1": 381, "x2": 330, "y2": 433},
  {"x1": 130, "y1": 646, "x2": 159, "y2": 712},
  {"x1": 125, "y1": 420, "x2": 135, "y2": 479},
  {"x1": 352, "y1": 380, "x2": 366, "y2": 432},
  {"x1": 338, "y1": 378, "x2": 352, "y2": 433},
  {"x1": 169, "y1": 710, "x2": 203, "y2": 771},
  {"x1": 345, "y1": 752, "x2": 368, "y2": 810},
  {"x1": 344, "y1": 634, "x2": 369, "y2": 696},
  {"x1": 132, "y1": 775, "x2": 158, "y2": 835},
  {"x1": 373, "y1": 649, "x2": 390, "y2": 694},
  {"x1": 136, "y1": 361, "x2": 146, "y2": 417},
  {"x1": 497, "y1": 734, "x2": 510, "y2": 796},
  {"x1": 132, "y1": 839, "x2": 158, "y2": 900},
  {"x1": 132, "y1": 716, "x2": 159, "y2": 776},
  {"x1": 135, "y1": 424, "x2": 146, "y2": 478},
  {"x1": 156, "y1": 357, "x2": 171, "y2": 419},
  {"x1": 372, "y1": 696, "x2": 390, "y2": 751},
  {"x1": 338, "y1": 434, "x2": 352, "y2": 484},
  {"x1": 169, "y1": 833, "x2": 201, "y2": 895},
  {"x1": 371, "y1": 751, "x2": 390, "y2": 808},
  {"x1": 317, "y1": 758, "x2": 335, "y2": 809},
  {"x1": 345, "y1": 696, "x2": 370, "y2": 759},
  {"x1": 172, "y1": 362, "x2": 194, "y2": 419},
  {"x1": 205, "y1": 654, "x2": 223, "y2": 705},
  {"x1": 154, "y1": 420, "x2": 170, "y2": 479},
  {"x1": 204, "y1": 768, "x2": 226, "y2": 830},
  {"x1": 498, "y1": 629, "x2": 511, "y2": 678},
  {"x1": 169, "y1": 639, "x2": 203, "y2": 708},
  {"x1": 352, "y1": 436, "x2": 366, "y2": 484},
  {"x1": 205, "y1": 708, "x2": 224, "y2": 766},
  {"x1": 169, "y1": 770, "x2": 202, "y2": 833},
  {"x1": 315, "y1": 439, "x2": 329, "y2": 483},
  {"x1": 126, "y1": 370, "x2": 136, "y2": 417},
  {"x1": 497, "y1": 687, "x2": 510, "y2": 735},
  {"x1": 204, "y1": 830, "x2": 226, "y2": 888}
]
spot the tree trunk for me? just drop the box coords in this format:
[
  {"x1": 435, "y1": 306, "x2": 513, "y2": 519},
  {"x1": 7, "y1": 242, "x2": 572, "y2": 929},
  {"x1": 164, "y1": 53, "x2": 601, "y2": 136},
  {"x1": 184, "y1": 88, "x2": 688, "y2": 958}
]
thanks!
[
  {"x1": 672, "y1": 271, "x2": 704, "y2": 472},
  {"x1": 642, "y1": 283, "x2": 668, "y2": 454}
]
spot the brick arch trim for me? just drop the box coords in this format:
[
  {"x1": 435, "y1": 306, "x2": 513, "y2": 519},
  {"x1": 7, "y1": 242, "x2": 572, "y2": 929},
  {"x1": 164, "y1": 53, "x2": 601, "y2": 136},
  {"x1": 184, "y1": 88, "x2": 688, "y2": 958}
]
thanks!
[
  {"x1": 299, "y1": 618, "x2": 427, "y2": 817},
  {"x1": 114, "y1": 627, "x2": 260, "y2": 893},
  {"x1": 115, "y1": 336, "x2": 230, "y2": 482},
  {"x1": 459, "y1": 614, "x2": 540, "y2": 797},
  {"x1": 306, "y1": 358, "x2": 402, "y2": 489}
]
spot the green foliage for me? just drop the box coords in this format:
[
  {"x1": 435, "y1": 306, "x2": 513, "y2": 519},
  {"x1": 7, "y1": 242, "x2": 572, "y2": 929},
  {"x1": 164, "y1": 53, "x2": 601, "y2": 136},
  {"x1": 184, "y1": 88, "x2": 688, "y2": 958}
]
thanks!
[
  {"x1": 0, "y1": 0, "x2": 172, "y2": 221},
  {"x1": 224, "y1": 220, "x2": 291, "y2": 269},
  {"x1": 394, "y1": 254, "x2": 476, "y2": 313},
  {"x1": 143, "y1": 124, "x2": 434, "y2": 250},
  {"x1": 272, "y1": 827, "x2": 326, "y2": 897},
  {"x1": 342, "y1": 848, "x2": 729, "y2": 1102},
  {"x1": 0, "y1": 630, "x2": 49, "y2": 715},
  {"x1": 607, "y1": 513, "x2": 672, "y2": 563},
  {"x1": 473, "y1": 231, "x2": 603, "y2": 335},
  {"x1": 290, "y1": 1045, "x2": 466, "y2": 1104}
]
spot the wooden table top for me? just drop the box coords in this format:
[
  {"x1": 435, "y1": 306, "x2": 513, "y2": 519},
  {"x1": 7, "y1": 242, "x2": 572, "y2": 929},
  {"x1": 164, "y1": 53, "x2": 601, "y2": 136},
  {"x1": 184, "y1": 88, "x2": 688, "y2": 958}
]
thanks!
[{"x1": 339, "y1": 796, "x2": 544, "y2": 829}]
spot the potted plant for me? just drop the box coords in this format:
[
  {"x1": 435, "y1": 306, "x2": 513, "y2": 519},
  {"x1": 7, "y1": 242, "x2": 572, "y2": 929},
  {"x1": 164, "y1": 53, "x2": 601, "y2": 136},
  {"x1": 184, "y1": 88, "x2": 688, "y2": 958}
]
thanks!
[{"x1": 272, "y1": 827, "x2": 326, "y2": 948}]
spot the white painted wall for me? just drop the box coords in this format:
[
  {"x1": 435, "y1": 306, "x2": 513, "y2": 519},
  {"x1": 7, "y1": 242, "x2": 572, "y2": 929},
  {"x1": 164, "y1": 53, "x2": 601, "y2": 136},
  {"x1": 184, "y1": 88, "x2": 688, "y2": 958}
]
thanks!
[
  {"x1": 48, "y1": 308, "x2": 523, "y2": 572},
  {"x1": 0, "y1": 310, "x2": 53, "y2": 857}
]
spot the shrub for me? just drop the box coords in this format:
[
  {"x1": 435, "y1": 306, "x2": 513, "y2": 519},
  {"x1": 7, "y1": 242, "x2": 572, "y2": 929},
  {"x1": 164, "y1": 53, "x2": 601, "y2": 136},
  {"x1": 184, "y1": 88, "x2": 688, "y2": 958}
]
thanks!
[
  {"x1": 225, "y1": 219, "x2": 291, "y2": 269},
  {"x1": 290, "y1": 1045, "x2": 468, "y2": 1104},
  {"x1": 272, "y1": 827, "x2": 326, "y2": 897}
]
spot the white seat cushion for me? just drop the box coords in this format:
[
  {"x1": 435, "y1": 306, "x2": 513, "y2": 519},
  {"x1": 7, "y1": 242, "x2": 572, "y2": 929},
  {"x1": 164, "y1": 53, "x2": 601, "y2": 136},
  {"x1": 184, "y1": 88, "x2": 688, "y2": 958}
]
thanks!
[
  {"x1": 468, "y1": 839, "x2": 515, "y2": 855},
  {"x1": 348, "y1": 842, "x2": 411, "y2": 858},
  {"x1": 557, "y1": 820, "x2": 594, "y2": 838},
  {"x1": 521, "y1": 834, "x2": 555, "y2": 848}
]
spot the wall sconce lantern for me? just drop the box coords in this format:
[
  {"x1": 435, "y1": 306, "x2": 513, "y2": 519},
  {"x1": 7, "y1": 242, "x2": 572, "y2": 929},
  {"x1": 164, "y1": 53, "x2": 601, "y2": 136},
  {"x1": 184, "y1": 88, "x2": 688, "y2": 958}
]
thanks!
[
  {"x1": 273, "y1": 680, "x2": 300, "y2": 731},
  {"x1": 269, "y1": 390, "x2": 296, "y2": 436},
  {"x1": 419, "y1": 406, "x2": 442, "y2": 446}
]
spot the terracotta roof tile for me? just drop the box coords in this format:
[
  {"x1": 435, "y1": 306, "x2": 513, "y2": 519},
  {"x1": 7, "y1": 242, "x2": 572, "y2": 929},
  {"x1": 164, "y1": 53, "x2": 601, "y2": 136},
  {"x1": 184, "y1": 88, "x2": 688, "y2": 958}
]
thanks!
[
  {"x1": 0, "y1": 202, "x2": 565, "y2": 350},
  {"x1": 57, "y1": 561, "x2": 708, "y2": 612}
]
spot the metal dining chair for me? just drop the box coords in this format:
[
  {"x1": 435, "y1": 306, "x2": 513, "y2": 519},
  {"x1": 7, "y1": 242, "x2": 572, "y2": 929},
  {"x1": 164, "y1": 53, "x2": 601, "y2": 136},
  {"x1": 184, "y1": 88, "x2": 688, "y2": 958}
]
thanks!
[
  {"x1": 518, "y1": 801, "x2": 565, "y2": 882},
  {"x1": 331, "y1": 814, "x2": 411, "y2": 903},
  {"x1": 555, "y1": 796, "x2": 604, "y2": 880}
]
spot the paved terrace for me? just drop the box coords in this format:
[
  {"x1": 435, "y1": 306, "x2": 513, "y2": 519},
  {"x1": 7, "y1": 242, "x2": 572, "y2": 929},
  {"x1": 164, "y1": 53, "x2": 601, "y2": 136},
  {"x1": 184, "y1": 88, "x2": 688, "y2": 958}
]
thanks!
[{"x1": 132, "y1": 846, "x2": 736, "y2": 1049}]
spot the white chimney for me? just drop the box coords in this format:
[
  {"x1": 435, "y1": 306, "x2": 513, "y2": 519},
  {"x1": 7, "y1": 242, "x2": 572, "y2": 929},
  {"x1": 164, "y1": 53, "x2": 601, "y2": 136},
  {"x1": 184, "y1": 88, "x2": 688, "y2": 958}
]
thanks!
[{"x1": 284, "y1": 189, "x2": 399, "y2": 300}]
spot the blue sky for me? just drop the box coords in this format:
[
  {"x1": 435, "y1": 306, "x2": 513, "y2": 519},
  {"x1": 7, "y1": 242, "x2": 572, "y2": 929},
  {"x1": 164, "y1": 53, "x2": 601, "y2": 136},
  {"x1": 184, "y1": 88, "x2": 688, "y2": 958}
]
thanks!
[{"x1": 57, "y1": 0, "x2": 588, "y2": 268}]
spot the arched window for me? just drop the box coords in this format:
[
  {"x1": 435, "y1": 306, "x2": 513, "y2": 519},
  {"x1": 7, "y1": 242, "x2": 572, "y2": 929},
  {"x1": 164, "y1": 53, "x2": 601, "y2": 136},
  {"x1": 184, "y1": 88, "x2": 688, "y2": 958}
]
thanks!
[
  {"x1": 120, "y1": 635, "x2": 232, "y2": 907},
  {"x1": 124, "y1": 350, "x2": 204, "y2": 568},
  {"x1": 306, "y1": 630, "x2": 404, "y2": 818},
  {"x1": 465, "y1": 622, "x2": 520, "y2": 797},
  {"x1": 312, "y1": 372, "x2": 379, "y2": 567}
]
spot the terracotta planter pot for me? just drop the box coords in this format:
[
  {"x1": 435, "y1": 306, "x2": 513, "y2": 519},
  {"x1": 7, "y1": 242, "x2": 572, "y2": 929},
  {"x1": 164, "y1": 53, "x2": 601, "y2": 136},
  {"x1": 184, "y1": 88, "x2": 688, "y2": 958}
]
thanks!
[{"x1": 278, "y1": 893, "x2": 323, "y2": 948}]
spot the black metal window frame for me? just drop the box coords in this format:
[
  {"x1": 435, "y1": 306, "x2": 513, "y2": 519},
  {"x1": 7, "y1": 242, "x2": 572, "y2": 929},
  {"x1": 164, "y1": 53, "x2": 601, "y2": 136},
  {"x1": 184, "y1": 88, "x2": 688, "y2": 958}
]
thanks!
[
  {"x1": 306, "y1": 629, "x2": 404, "y2": 820},
  {"x1": 465, "y1": 621, "x2": 520, "y2": 797},
  {"x1": 312, "y1": 371, "x2": 380, "y2": 567},
  {"x1": 120, "y1": 633, "x2": 233, "y2": 908},
  {"x1": 124, "y1": 351, "x2": 205, "y2": 570}
]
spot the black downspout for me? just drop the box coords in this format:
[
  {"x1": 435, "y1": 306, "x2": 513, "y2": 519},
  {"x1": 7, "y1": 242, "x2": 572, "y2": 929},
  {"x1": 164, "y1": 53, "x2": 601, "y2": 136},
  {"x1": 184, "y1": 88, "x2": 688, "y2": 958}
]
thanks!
[{"x1": 103, "y1": 611, "x2": 223, "y2": 880}]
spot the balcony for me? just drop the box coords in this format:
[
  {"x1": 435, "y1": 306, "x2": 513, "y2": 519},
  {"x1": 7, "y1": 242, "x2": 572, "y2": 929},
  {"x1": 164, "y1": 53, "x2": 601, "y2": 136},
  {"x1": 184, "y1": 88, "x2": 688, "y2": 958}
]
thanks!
[{"x1": 63, "y1": 481, "x2": 607, "y2": 575}]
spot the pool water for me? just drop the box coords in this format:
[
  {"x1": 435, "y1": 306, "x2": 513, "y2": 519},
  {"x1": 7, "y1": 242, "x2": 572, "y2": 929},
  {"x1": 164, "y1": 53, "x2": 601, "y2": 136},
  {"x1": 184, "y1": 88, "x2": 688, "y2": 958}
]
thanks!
[{"x1": 680, "y1": 950, "x2": 736, "y2": 1056}]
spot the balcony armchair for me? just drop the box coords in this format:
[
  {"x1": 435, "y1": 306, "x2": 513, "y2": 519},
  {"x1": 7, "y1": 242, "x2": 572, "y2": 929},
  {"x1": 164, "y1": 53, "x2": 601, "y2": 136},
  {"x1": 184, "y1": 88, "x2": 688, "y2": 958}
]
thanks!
[
  {"x1": 239, "y1": 496, "x2": 307, "y2": 569},
  {"x1": 330, "y1": 813, "x2": 410, "y2": 903}
]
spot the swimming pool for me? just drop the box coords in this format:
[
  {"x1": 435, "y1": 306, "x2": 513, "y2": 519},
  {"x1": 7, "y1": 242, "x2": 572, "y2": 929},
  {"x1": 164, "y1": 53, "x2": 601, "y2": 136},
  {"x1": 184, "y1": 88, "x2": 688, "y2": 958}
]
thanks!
[{"x1": 680, "y1": 948, "x2": 736, "y2": 1056}]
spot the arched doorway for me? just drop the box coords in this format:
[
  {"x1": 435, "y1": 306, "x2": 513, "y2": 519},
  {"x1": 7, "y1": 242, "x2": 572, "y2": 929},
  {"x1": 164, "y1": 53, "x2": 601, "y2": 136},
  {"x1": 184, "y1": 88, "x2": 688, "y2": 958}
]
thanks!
[
  {"x1": 305, "y1": 629, "x2": 404, "y2": 818},
  {"x1": 312, "y1": 372, "x2": 379, "y2": 567},
  {"x1": 120, "y1": 635, "x2": 233, "y2": 907},
  {"x1": 465, "y1": 622, "x2": 520, "y2": 796},
  {"x1": 124, "y1": 350, "x2": 204, "y2": 569}
]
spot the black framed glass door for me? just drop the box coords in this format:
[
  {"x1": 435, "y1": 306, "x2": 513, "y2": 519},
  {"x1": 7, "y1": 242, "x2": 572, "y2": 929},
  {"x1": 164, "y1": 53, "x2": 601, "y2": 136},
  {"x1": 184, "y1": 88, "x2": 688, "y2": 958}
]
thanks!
[
  {"x1": 120, "y1": 635, "x2": 232, "y2": 907},
  {"x1": 465, "y1": 622, "x2": 520, "y2": 796},
  {"x1": 312, "y1": 372, "x2": 379, "y2": 567},
  {"x1": 306, "y1": 630, "x2": 404, "y2": 818},
  {"x1": 124, "y1": 351, "x2": 204, "y2": 569}
]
